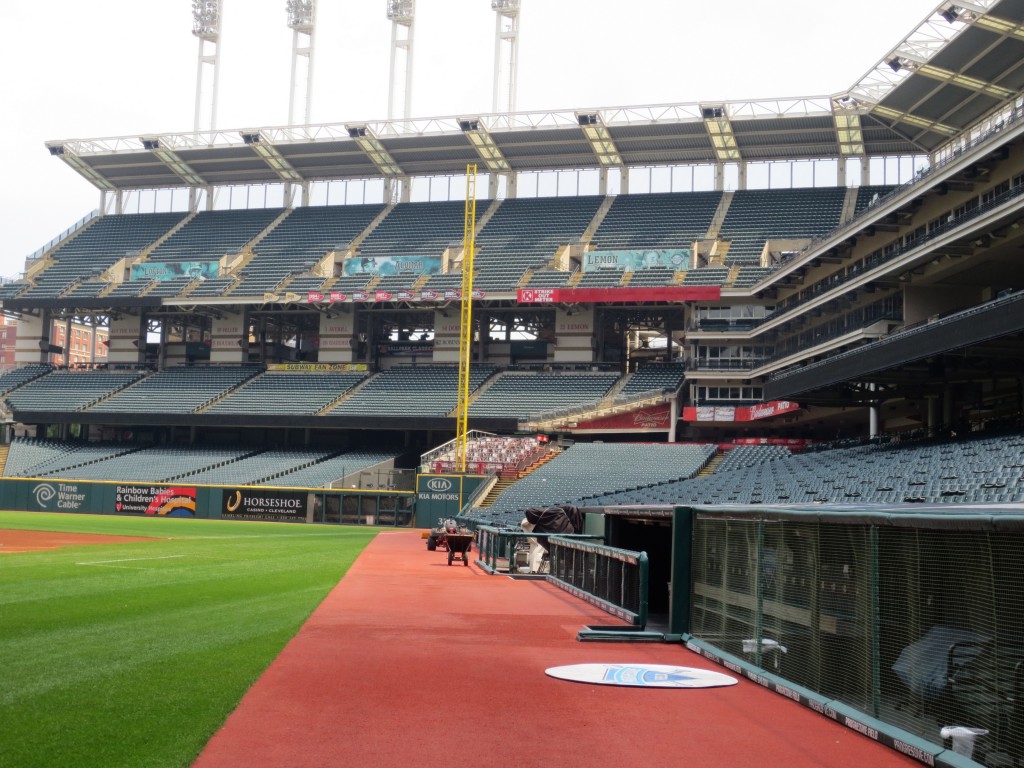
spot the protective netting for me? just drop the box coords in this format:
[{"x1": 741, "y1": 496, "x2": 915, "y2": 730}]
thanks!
[{"x1": 689, "y1": 514, "x2": 1024, "y2": 766}]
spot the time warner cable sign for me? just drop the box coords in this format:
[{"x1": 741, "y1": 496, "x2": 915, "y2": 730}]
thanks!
[{"x1": 30, "y1": 482, "x2": 88, "y2": 512}]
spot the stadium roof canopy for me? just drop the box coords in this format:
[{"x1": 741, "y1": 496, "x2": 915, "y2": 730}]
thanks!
[{"x1": 46, "y1": 0, "x2": 1024, "y2": 192}]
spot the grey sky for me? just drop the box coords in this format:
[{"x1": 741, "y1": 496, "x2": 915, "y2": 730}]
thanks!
[{"x1": 0, "y1": 0, "x2": 935, "y2": 278}]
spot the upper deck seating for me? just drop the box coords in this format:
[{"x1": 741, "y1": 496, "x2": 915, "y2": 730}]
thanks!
[
  {"x1": 731, "y1": 266, "x2": 774, "y2": 288},
  {"x1": 357, "y1": 201, "x2": 467, "y2": 260},
  {"x1": 148, "y1": 208, "x2": 284, "y2": 263},
  {"x1": 616, "y1": 362, "x2": 686, "y2": 400},
  {"x1": 0, "y1": 365, "x2": 52, "y2": 395},
  {"x1": 853, "y1": 185, "x2": 898, "y2": 217},
  {"x1": 17, "y1": 212, "x2": 185, "y2": 299},
  {"x1": 207, "y1": 370, "x2": 367, "y2": 415},
  {"x1": 233, "y1": 204, "x2": 385, "y2": 297},
  {"x1": 330, "y1": 365, "x2": 495, "y2": 417},
  {"x1": 576, "y1": 269, "x2": 625, "y2": 287},
  {"x1": 718, "y1": 187, "x2": 846, "y2": 265},
  {"x1": 592, "y1": 192, "x2": 722, "y2": 250},
  {"x1": 188, "y1": 277, "x2": 238, "y2": 298},
  {"x1": 681, "y1": 267, "x2": 730, "y2": 285},
  {"x1": 472, "y1": 196, "x2": 604, "y2": 290},
  {"x1": 89, "y1": 365, "x2": 260, "y2": 414},
  {"x1": 469, "y1": 371, "x2": 618, "y2": 419},
  {"x1": 5, "y1": 369, "x2": 145, "y2": 413}
]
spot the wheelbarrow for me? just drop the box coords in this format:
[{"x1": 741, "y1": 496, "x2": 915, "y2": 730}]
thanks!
[{"x1": 445, "y1": 533, "x2": 474, "y2": 566}]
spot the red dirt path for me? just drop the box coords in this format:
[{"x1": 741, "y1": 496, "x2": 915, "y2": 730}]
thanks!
[
  {"x1": 194, "y1": 530, "x2": 918, "y2": 768},
  {"x1": 0, "y1": 528, "x2": 155, "y2": 553}
]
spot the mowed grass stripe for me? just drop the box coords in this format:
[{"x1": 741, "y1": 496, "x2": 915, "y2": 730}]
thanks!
[{"x1": 0, "y1": 512, "x2": 376, "y2": 768}]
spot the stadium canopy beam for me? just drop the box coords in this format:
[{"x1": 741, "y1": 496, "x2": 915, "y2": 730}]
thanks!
[
  {"x1": 700, "y1": 105, "x2": 740, "y2": 164},
  {"x1": 970, "y1": 10, "x2": 1024, "y2": 40},
  {"x1": 885, "y1": 53, "x2": 1016, "y2": 100},
  {"x1": 44, "y1": 142, "x2": 116, "y2": 192},
  {"x1": 576, "y1": 113, "x2": 623, "y2": 167},
  {"x1": 139, "y1": 136, "x2": 207, "y2": 187},
  {"x1": 870, "y1": 104, "x2": 959, "y2": 137},
  {"x1": 459, "y1": 119, "x2": 510, "y2": 173},
  {"x1": 847, "y1": 0, "x2": 998, "y2": 107},
  {"x1": 239, "y1": 131, "x2": 304, "y2": 184},
  {"x1": 832, "y1": 98, "x2": 866, "y2": 158},
  {"x1": 346, "y1": 125, "x2": 403, "y2": 176}
]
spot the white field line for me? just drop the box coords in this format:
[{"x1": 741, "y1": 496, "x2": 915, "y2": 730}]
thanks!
[{"x1": 77, "y1": 555, "x2": 185, "y2": 567}]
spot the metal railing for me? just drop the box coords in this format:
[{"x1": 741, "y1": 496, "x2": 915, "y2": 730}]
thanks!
[
  {"x1": 548, "y1": 535, "x2": 649, "y2": 627},
  {"x1": 474, "y1": 525, "x2": 598, "y2": 571}
]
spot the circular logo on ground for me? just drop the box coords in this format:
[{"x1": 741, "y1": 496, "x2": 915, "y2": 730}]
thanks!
[{"x1": 545, "y1": 663, "x2": 738, "y2": 688}]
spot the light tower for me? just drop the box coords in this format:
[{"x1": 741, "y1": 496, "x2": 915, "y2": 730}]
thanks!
[
  {"x1": 286, "y1": 0, "x2": 317, "y2": 127},
  {"x1": 491, "y1": 0, "x2": 521, "y2": 115},
  {"x1": 386, "y1": 0, "x2": 415, "y2": 121},
  {"x1": 192, "y1": 0, "x2": 224, "y2": 137}
]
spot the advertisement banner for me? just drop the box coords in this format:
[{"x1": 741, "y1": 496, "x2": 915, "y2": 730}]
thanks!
[
  {"x1": 683, "y1": 401, "x2": 800, "y2": 423},
  {"x1": 582, "y1": 248, "x2": 691, "y2": 273},
  {"x1": 28, "y1": 481, "x2": 91, "y2": 513},
  {"x1": 518, "y1": 286, "x2": 720, "y2": 304},
  {"x1": 266, "y1": 363, "x2": 367, "y2": 372},
  {"x1": 114, "y1": 485, "x2": 197, "y2": 516},
  {"x1": 130, "y1": 261, "x2": 220, "y2": 282},
  {"x1": 222, "y1": 488, "x2": 308, "y2": 521},
  {"x1": 343, "y1": 255, "x2": 442, "y2": 277},
  {"x1": 561, "y1": 404, "x2": 673, "y2": 433},
  {"x1": 379, "y1": 342, "x2": 433, "y2": 356}
]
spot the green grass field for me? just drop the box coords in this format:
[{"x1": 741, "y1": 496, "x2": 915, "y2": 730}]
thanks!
[{"x1": 0, "y1": 511, "x2": 377, "y2": 768}]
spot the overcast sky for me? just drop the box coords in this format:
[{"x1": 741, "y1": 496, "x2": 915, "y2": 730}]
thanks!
[{"x1": 0, "y1": 0, "x2": 937, "y2": 279}]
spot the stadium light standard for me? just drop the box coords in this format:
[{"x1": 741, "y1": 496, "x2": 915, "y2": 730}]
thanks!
[
  {"x1": 491, "y1": 0, "x2": 521, "y2": 115},
  {"x1": 192, "y1": 0, "x2": 224, "y2": 138},
  {"x1": 386, "y1": 0, "x2": 415, "y2": 121},
  {"x1": 285, "y1": 0, "x2": 318, "y2": 129}
]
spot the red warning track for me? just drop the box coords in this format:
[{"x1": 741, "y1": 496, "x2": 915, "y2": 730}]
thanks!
[
  {"x1": 0, "y1": 528, "x2": 155, "y2": 553},
  {"x1": 194, "y1": 530, "x2": 917, "y2": 768}
]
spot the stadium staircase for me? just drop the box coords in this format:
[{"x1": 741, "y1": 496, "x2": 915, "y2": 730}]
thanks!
[
  {"x1": 476, "y1": 446, "x2": 562, "y2": 509},
  {"x1": 705, "y1": 190, "x2": 734, "y2": 239},
  {"x1": 474, "y1": 198, "x2": 503, "y2": 233},
  {"x1": 839, "y1": 186, "x2": 860, "y2": 225},
  {"x1": 0, "y1": 444, "x2": 9, "y2": 475},
  {"x1": 580, "y1": 195, "x2": 615, "y2": 244},
  {"x1": 318, "y1": 375, "x2": 375, "y2": 414},
  {"x1": 724, "y1": 265, "x2": 741, "y2": 288},
  {"x1": 696, "y1": 450, "x2": 725, "y2": 477},
  {"x1": 518, "y1": 446, "x2": 560, "y2": 477},
  {"x1": 347, "y1": 202, "x2": 396, "y2": 253},
  {"x1": 250, "y1": 208, "x2": 294, "y2": 248},
  {"x1": 135, "y1": 211, "x2": 198, "y2": 261}
]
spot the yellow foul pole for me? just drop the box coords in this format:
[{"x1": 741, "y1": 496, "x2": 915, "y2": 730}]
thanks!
[{"x1": 455, "y1": 164, "x2": 478, "y2": 472}]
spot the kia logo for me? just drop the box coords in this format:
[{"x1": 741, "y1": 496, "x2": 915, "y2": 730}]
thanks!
[{"x1": 427, "y1": 478, "x2": 453, "y2": 492}]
